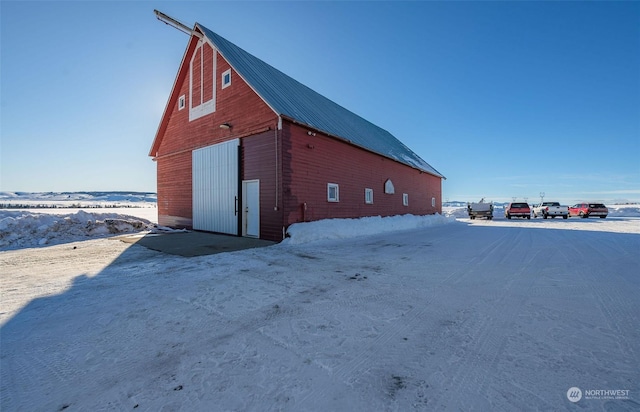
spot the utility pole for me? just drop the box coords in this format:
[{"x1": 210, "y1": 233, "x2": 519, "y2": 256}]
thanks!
[{"x1": 540, "y1": 192, "x2": 545, "y2": 204}]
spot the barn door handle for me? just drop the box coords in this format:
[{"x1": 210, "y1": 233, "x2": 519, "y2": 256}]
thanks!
[{"x1": 235, "y1": 196, "x2": 238, "y2": 216}]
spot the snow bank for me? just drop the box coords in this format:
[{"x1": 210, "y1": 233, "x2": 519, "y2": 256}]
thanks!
[
  {"x1": 442, "y1": 207, "x2": 469, "y2": 218},
  {"x1": 283, "y1": 213, "x2": 457, "y2": 244},
  {"x1": 0, "y1": 210, "x2": 155, "y2": 251},
  {"x1": 609, "y1": 205, "x2": 640, "y2": 217}
]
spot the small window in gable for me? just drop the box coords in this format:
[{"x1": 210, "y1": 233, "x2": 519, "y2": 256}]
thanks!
[
  {"x1": 222, "y1": 69, "x2": 231, "y2": 89},
  {"x1": 365, "y1": 188, "x2": 373, "y2": 204},
  {"x1": 403, "y1": 193, "x2": 409, "y2": 206},
  {"x1": 178, "y1": 95, "x2": 186, "y2": 110},
  {"x1": 327, "y1": 183, "x2": 339, "y2": 202}
]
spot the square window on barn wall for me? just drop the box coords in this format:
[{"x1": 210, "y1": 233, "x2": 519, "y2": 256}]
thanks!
[
  {"x1": 178, "y1": 95, "x2": 185, "y2": 110},
  {"x1": 365, "y1": 188, "x2": 373, "y2": 204},
  {"x1": 327, "y1": 183, "x2": 339, "y2": 202},
  {"x1": 222, "y1": 69, "x2": 231, "y2": 89},
  {"x1": 403, "y1": 193, "x2": 409, "y2": 206}
]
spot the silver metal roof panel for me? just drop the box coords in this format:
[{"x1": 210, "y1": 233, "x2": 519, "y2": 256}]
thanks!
[{"x1": 198, "y1": 24, "x2": 443, "y2": 178}]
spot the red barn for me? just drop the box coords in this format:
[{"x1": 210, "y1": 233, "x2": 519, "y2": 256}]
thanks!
[{"x1": 150, "y1": 22, "x2": 444, "y2": 242}]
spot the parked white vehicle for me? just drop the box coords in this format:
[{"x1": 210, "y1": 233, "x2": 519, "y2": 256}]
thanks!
[
  {"x1": 467, "y1": 199, "x2": 494, "y2": 220},
  {"x1": 532, "y1": 202, "x2": 569, "y2": 219}
]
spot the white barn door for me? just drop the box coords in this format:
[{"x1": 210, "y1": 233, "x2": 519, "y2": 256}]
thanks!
[{"x1": 192, "y1": 139, "x2": 239, "y2": 235}]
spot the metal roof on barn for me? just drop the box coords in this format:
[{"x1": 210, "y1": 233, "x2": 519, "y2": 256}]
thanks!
[{"x1": 197, "y1": 24, "x2": 444, "y2": 178}]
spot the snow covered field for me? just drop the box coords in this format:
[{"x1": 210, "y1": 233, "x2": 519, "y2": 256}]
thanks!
[
  {"x1": 1, "y1": 203, "x2": 639, "y2": 410},
  {"x1": 0, "y1": 191, "x2": 157, "y2": 208}
]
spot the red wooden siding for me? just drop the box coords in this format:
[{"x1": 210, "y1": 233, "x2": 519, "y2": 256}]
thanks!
[
  {"x1": 157, "y1": 151, "x2": 193, "y2": 228},
  {"x1": 202, "y1": 43, "x2": 214, "y2": 102},
  {"x1": 155, "y1": 44, "x2": 278, "y2": 230},
  {"x1": 191, "y1": 46, "x2": 202, "y2": 108},
  {"x1": 242, "y1": 129, "x2": 284, "y2": 241},
  {"x1": 214, "y1": 57, "x2": 276, "y2": 135},
  {"x1": 282, "y1": 122, "x2": 442, "y2": 226}
]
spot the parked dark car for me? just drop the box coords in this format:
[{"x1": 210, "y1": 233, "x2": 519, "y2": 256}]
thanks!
[
  {"x1": 504, "y1": 202, "x2": 531, "y2": 219},
  {"x1": 568, "y1": 203, "x2": 608, "y2": 218}
]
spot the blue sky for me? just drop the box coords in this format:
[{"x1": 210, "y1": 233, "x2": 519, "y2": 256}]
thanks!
[{"x1": 1, "y1": 1, "x2": 638, "y2": 204}]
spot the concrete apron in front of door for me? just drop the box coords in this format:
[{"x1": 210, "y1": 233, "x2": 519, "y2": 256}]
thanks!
[{"x1": 116, "y1": 231, "x2": 275, "y2": 257}]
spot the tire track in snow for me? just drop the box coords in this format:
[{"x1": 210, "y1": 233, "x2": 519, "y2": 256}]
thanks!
[
  {"x1": 433, "y1": 230, "x2": 551, "y2": 410},
  {"x1": 591, "y1": 286, "x2": 639, "y2": 365},
  {"x1": 295, "y1": 305, "x2": 432, "y2": 409},
  {"x1": 170, "y1": 270, "x2": 434, "y2": 409},
  {"x1": 568, "y1": 234, "x2": 640, "y2": 365},
  {"x1": 190, "y1": 256, "x2": 447, "y2": 409},
  {"x1": 440, "y1": 229, "x2": 513, "y2": 285},
  {"x1": 1, "y1": 341, "x2": 89, "y2": 412}
]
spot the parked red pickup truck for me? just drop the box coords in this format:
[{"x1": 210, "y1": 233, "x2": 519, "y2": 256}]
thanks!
[
  {"x1": 504, "y1": 202, "x2": 531, "y2": 219},
  {"x1": 568, "y1": 203, "x2": 608, "y2": 218}
]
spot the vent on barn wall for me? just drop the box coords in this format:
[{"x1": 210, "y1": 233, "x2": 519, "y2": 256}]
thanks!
[{"x1": 384, "y1": 179, "x2": 395, "y2": 194}]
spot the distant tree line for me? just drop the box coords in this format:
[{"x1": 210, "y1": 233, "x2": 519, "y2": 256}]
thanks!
[{"x1": 0, "y1": 203, "x2": 155, "y2": 209}]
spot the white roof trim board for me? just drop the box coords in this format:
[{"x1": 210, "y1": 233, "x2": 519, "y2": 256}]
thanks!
[{"x1": 197, "y1": 24, "x2": 444, "y2": 178}]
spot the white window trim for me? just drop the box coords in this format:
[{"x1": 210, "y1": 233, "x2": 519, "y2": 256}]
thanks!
[
  {"x1": 327, "y1": 183, "x2": 339, "y2": 202},
  {"x1": 189, "y1": 40, "x2": 216, "y2": 122},
  {"x1": 365, "y1": 188, "x2": 373, "y2": 204},
  {"x1": 222, "y1": 68, "x2": 232, "y2": 89},
  {"x1": 178, "y1": 95, "x2": 186, "y2": 110},
  {"x1": 403, "y1": 193, "x2": 409, "y2": 206},
  {"x1": 432, "y1": 197, "x2": 436, "y2": 207}
]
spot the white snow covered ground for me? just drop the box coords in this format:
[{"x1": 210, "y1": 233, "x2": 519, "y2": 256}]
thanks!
[{"x1": 1, "y1": 203, "x2": 639, "y2": 411}]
